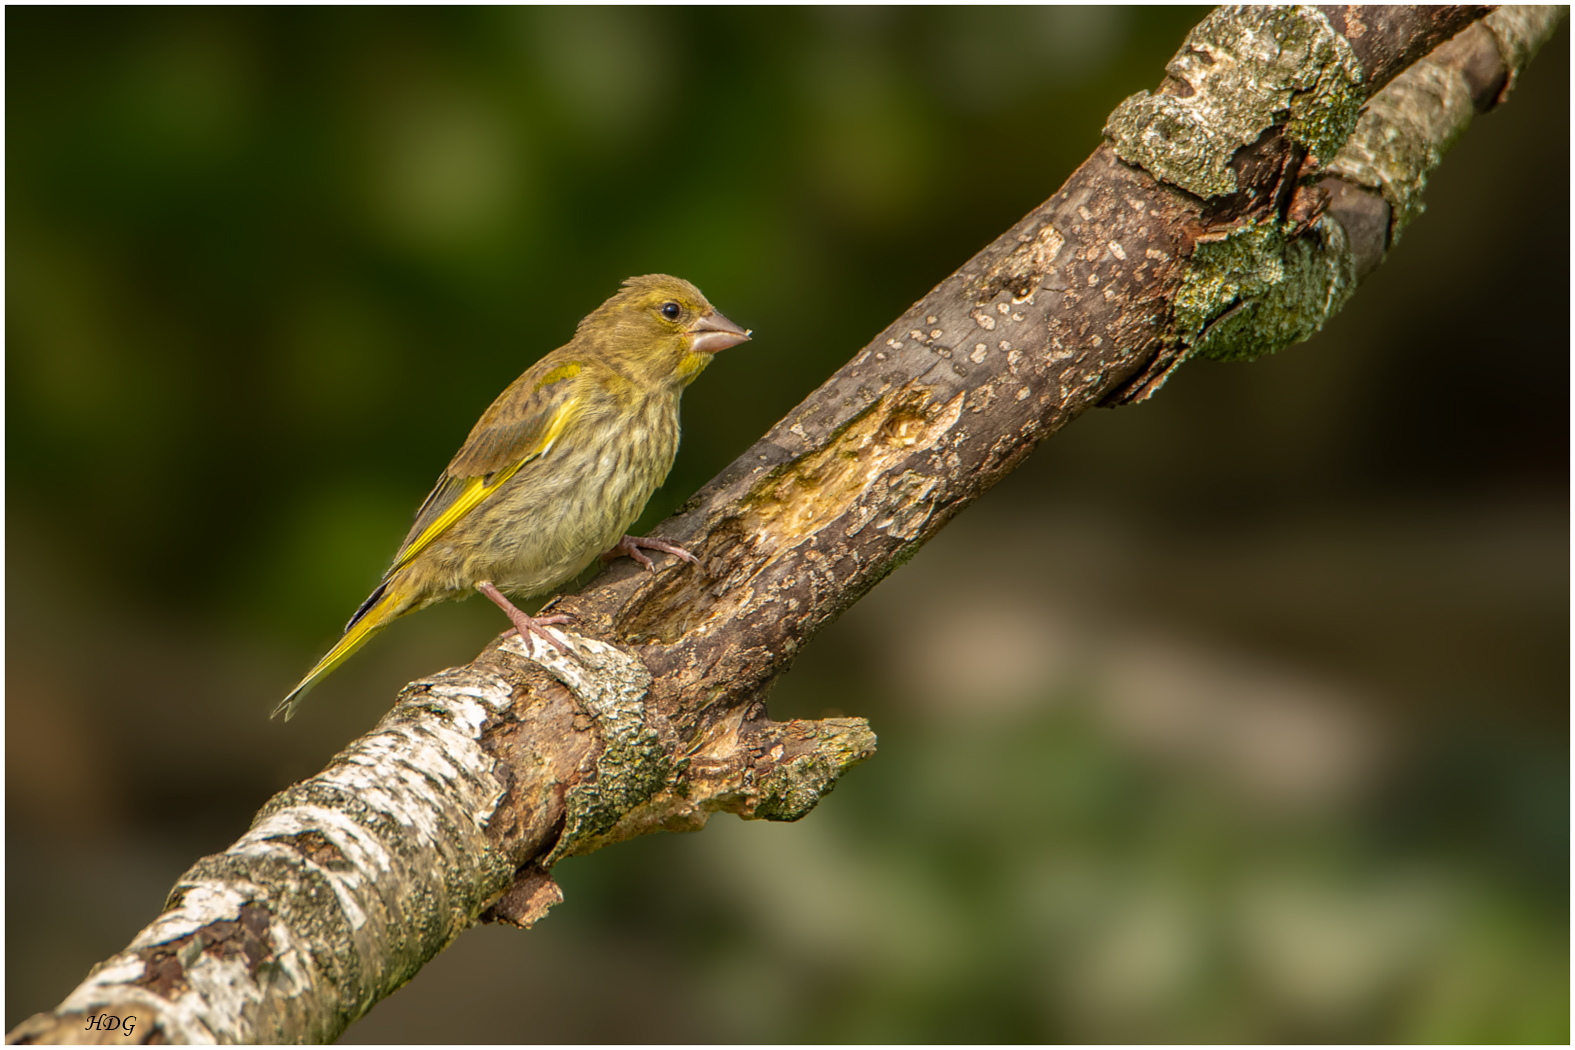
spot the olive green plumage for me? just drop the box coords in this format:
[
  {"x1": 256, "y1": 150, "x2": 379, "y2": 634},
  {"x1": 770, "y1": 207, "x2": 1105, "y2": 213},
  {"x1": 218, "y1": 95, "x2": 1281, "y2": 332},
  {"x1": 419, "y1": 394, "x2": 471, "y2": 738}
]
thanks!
[{"x1": 274, "y1": 274, "x2": 750, "y2": 719}]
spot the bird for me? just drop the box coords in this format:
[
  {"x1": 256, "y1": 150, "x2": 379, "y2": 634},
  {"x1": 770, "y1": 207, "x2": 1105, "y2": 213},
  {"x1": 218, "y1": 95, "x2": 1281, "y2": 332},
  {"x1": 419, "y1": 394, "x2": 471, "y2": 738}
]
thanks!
[{"x1": 273, "y1": 274, "x2": 750, "y2": 719}]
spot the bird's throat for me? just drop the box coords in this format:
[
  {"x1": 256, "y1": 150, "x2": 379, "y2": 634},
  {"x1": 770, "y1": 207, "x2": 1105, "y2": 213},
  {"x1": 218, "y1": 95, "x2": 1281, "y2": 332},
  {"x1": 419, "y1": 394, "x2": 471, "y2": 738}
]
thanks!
[{"x1": 675, "y1": 351, "x2": 712, "y2": 386}]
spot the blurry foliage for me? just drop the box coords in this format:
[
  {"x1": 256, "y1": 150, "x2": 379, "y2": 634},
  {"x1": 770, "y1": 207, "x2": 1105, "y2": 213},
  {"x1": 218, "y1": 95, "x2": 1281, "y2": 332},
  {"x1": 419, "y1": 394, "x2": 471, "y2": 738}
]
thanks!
[{"x1": 6, "y1": 7, "x2": 1567, "y2": 1043}]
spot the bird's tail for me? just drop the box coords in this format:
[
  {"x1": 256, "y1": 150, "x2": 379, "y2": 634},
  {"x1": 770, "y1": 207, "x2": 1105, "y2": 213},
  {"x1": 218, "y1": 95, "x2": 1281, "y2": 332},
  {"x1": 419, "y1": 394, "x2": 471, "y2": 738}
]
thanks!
[{"x1": 273, "y1": 578, "x2": 411, "y2": 720}]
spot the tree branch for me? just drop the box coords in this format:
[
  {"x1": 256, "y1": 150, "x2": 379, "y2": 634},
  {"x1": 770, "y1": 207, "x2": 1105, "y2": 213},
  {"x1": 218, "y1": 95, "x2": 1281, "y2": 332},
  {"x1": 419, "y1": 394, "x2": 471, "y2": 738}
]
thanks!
[{"x1": 11, "y1": 5, "x2": 1562, "y2": 1044}]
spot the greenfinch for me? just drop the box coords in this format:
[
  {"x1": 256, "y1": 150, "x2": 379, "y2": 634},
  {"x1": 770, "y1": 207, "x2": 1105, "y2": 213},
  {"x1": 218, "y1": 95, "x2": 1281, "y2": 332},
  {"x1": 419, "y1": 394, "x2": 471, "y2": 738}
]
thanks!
[{"x1": 274, "y1": 275, "x2": 750, "y2": 719}]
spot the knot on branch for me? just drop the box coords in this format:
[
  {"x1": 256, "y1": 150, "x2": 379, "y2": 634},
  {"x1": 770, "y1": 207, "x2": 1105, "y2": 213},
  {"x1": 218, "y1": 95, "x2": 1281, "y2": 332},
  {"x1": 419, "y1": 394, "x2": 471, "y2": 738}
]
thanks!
[{"x1": 507, "y1": 630, "x2": 877, "y2": 867}]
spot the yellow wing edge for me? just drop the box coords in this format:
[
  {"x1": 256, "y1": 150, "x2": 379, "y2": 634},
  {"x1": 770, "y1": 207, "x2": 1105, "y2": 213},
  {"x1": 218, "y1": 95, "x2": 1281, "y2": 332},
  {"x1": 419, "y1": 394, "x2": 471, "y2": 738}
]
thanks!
[{"x1": 391, "y1": 394, "x2": 581, "y2": 572}]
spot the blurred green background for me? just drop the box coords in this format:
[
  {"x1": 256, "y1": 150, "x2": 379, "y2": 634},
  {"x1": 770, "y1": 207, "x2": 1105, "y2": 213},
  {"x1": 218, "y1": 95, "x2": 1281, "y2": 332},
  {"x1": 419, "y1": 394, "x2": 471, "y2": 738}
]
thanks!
[{"x1": 7, "y1": 7, "x2": 1567, "y2": 1042}]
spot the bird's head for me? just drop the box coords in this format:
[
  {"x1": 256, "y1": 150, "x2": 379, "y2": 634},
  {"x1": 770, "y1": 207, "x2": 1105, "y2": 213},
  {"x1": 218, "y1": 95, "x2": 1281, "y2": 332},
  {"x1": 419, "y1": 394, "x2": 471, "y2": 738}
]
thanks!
[{"x1": 582, "y1": 274, "x2": 751, "y2": 388}]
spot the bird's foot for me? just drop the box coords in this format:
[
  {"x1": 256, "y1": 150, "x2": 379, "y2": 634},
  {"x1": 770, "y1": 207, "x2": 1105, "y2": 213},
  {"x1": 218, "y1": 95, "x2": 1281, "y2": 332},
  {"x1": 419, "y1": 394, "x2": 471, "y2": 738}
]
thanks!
[
  {"x1": 602, "y1": 534, "x2": 699, "y2": 572},
  {"x1": 477, "y1": 581, "x2": 573, "y2": 656}
]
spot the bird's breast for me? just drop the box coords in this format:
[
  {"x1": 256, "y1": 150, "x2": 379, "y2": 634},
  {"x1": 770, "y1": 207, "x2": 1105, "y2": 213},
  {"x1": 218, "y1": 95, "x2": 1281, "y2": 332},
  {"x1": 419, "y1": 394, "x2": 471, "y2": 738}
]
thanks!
[{"x1": 427, "y1": 393, "x2": 683, "y2": 599}]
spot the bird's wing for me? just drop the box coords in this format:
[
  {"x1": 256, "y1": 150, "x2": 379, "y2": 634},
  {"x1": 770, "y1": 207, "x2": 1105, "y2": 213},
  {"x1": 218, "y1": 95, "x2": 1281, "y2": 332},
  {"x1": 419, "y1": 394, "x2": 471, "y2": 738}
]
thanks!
[{"x1": 389, "y1": 363, "x2": 585, "y2": 573}]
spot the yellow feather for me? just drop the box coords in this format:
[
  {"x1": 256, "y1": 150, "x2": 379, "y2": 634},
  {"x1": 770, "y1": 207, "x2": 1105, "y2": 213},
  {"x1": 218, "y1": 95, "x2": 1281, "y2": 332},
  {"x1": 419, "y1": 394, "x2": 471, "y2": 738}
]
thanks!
[
  {"x1": 534, "y1": 362, "x2": 581, "y2": 390},
  {"x1": 392, "y1": 395, "x2": 581, "y2": 572},
  {"x1": 273, "y1": 580, "x2": 409, "y2": 720},
  {"x1": 674, "y1": 352, "x2": 711, "y2": 384}
]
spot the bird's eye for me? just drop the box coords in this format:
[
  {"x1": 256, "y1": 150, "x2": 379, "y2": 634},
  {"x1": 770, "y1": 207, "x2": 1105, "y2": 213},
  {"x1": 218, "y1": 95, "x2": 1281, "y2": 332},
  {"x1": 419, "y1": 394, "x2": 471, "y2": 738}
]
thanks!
[{"x1": 660, "y1": 301, "x2": 681, "y2": 321}]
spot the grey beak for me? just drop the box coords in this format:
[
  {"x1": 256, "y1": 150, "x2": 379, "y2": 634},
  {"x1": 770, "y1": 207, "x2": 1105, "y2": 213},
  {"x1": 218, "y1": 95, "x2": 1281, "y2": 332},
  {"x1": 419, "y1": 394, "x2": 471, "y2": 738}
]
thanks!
[{"x1": 689, "y1": 310, "x2": 751, "y2": 354}]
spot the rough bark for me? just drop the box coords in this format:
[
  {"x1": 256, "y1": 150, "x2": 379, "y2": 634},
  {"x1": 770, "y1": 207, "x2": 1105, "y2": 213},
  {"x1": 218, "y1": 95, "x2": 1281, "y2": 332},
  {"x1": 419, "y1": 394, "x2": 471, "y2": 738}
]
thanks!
[{"x1": 10, "y1": 5, "x2": 1562, "y2": 1045}]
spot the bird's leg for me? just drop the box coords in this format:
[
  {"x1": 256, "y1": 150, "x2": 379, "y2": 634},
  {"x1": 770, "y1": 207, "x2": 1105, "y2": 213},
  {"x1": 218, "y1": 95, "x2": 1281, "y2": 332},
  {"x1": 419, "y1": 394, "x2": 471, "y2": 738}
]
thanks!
[
  {"x1": 601, "y1": 534, "x2": 699, "y2": 572},
  {"x1": 476, "y1": 581, "x2": 572, "y2": 655}
]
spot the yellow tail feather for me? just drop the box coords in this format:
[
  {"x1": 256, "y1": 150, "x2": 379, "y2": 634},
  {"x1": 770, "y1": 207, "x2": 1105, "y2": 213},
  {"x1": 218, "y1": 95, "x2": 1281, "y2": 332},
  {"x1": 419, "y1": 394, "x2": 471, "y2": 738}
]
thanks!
[{"x1": 273, "y1": 581, "x2": 409, "y2": 720}]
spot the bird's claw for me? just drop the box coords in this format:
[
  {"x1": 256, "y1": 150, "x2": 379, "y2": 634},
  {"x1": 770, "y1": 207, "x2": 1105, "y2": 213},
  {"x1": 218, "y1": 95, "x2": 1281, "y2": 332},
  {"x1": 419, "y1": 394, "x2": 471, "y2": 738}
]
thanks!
[
  {"x1": 503, "y1": 616, "x2": 573, "y2": 656},
  {"x1": 477, "y1": 580, "x2": 573, "y2": 656},
  {"x1": 603, "y1": 534, "x2": 699, "y2": 572}
]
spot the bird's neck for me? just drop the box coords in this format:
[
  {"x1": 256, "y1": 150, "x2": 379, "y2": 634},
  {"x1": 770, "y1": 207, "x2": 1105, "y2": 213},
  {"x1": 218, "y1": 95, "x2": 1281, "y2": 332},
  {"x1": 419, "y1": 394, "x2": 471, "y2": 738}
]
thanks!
[{"x1": 674, "y1": 351, "x2": 712, "y2": 388}]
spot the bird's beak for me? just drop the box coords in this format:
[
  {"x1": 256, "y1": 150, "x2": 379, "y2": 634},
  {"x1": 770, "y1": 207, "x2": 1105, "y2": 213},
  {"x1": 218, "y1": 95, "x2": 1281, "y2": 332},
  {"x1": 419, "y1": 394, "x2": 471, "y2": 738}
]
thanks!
[{"x1": 688, "y1": 310, "x2": 751, "y2": 354}]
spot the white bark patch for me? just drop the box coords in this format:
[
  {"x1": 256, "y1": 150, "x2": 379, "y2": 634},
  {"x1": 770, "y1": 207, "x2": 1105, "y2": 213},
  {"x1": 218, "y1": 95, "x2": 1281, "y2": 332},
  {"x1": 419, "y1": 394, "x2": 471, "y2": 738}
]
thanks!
[
  {"x1": 53, "y1": 668, "x2": 523, "y2": 1041},
  {"x1": 239, "y1": 805, "x2": 393, "y2": 926},
  {"x1": 133, "y1": 883, "x2": 255, "y2": 949},
  {"x1": 501, "y1": 631, "x2": 652, "y2": 712},
  {"x1": 57, "y1": 878, "x2": 305, "y2": 1043}
]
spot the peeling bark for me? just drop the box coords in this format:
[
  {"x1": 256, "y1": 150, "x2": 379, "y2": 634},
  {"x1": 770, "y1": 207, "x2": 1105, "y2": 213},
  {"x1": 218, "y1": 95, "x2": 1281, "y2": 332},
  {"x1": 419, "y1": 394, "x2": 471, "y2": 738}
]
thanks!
[{"x1": 10, "y1": 5, "x2": 1561, "y2": 1045}]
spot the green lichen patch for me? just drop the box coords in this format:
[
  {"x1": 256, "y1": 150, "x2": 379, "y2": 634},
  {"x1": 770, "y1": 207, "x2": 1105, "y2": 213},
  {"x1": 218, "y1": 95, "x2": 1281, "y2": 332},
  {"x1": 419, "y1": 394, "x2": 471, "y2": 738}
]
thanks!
[
  {"x1": 1106, "y1": 5, "x2": 1363, "y2": 198},
  {"x1": 1174, "y1": 215, "x2": 1357, "y2": 364},
  {"x1": 750, "y1": 718, "x2": 878, "y2": 823}
]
